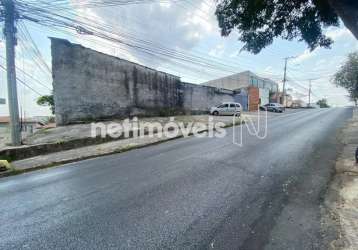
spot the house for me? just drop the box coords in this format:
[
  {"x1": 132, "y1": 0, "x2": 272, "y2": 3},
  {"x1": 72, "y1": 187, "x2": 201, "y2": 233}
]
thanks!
[
  {"x1": 291, "y1": 99, "x2": 306, "y2": 108},
  {"x1": 0, "y1": 116, "x2": 55, "y2": 132},
  {"x1": 0, "y1": 116, "x2": 12, "y2": 128},
  {"x1": 270, "y1": 92, "x2": 293, "y2": 107}
]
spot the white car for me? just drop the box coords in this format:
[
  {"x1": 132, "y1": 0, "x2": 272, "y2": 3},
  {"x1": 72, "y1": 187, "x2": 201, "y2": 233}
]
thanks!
[{"x1": 210, "y1": 102, "x2": 242, "y2": 116}]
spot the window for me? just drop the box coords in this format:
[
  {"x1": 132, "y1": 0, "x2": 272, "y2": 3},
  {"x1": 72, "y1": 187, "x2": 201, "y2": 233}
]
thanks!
[
  {"x1": 230, "y1": 104, "x2": 236, "y2": 108},
  {"x1": 236, "y1": 104, "x2": 241, "y2": 108},
  {"x1": 218, "y1": 104, "x2": 228, "y2": 108}
]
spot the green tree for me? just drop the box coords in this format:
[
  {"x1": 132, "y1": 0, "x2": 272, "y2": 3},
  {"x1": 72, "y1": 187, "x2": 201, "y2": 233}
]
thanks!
[
  {"x1": 334, "y1": 52, "x2": 358, "y2": 106},
  {"x1": 316, "y1": 98, "x2": 330, "y2": 108},
  {"x1": 215, "y1": 0, "x2": 357, "y2": 54},
  {"x1": 37, "y1": 94, "x2": 55, "y2": 114}
]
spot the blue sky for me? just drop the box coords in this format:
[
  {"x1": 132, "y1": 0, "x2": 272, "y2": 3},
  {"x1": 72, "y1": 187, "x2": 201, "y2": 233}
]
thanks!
[{"x1": 0, "y1": 0, "x2": 357, "y2": 117}]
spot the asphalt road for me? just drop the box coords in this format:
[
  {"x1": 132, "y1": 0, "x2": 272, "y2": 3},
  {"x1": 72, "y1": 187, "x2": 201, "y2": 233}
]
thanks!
[{"x1": 0, "y1": 108, "x2": 352, "y2": 250}]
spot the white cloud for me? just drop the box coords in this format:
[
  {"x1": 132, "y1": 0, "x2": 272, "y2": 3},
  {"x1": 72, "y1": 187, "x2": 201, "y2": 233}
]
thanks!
[
  {"x1": 159, "y1": 1, "x2": 171, "y2": 8},
  {"x1": 293, "y1": 49, "x2": 317, "y2": 64},
  {"x1": 325, "y1": 27, "x2": 353, "y2": 41},
  {"x1": 68, "y1": 1, "x2": 219, "y2": 69},
  {"x1": 209, "y1": 43, "x2": 225, "y2": 57},
  {"x1": 183, "y1": 2, "x2": 216, "y2": 34},
  {"x1": 229, "y1": 50, "x2": 239, "y2": 58},
  {"x1": 263, "y1": 66, "x2": 273, "y2": 74},
  {"x1": 315, "y1": 59, "x2": 327, "y2": 66}
]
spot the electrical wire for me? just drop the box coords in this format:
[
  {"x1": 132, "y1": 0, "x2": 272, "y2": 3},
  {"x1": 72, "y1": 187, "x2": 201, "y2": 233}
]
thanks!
[
  {"x1": 0, "y1": 64, "x2": 44, "y2": 96},
  {"x1": 15, "y1": 2, "x2": 286, "y2": 87}
]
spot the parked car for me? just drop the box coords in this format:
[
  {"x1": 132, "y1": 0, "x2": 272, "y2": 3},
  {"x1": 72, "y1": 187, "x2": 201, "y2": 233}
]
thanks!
[
  {"x1": 210, "y1": 102, "x2": 242, "y2": 116},
  {"x1": 260, "y1": 103, "x2": 285, "y2": 113}
]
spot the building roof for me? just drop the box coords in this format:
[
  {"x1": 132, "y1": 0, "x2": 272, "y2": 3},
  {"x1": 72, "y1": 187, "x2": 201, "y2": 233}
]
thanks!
[
  {"x1": 0, "y1": 116, "x2": 39, "y2": 124},
  {"x1": 204, "y1": 70, "x2": 279, "y2": 87},
  {"x1": 0, "y1": 116, "x2": 9, "y2": 123}
]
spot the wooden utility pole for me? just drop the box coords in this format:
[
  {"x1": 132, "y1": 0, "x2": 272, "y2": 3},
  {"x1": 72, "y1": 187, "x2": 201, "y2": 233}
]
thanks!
[{"x1": 2, "y1": 0, "x2": 21, "y2": 145}]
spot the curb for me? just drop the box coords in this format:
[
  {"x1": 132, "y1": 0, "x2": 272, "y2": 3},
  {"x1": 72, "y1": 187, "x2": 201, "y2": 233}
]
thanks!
[
  {"x1": 0, "y1": 118, "x2": 244, "y2": 162},
  {"x1": 0, "y1": 120, "x2": 244, "y2": 178}
]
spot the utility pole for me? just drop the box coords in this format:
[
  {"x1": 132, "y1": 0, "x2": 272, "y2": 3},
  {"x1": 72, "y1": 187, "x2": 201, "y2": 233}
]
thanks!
[
  {"x1": 282, "y1": 56, "x2": 296, "y2": 107},
  {"x1": 307, "y1": 78, "x2": 319, "y2": 107},
  {"x1": 2, "y1": 0, "x2": 21, "y2": 145},
  {"x1": 308, "y1": 80, "x2": 312, "y2": 107}
]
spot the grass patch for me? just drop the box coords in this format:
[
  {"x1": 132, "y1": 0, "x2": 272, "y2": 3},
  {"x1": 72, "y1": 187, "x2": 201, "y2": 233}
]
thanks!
[{"x1": 0, "y1": 154, "x2": 16, "y2": 163}]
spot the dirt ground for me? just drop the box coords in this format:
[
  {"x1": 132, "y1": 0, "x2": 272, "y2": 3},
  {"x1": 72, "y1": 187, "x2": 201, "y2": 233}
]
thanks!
[
  {"x1": 323, "y1": 108, "x2": 358, "y2": 250},
  {"x1": 21, "y1": 114, "x2": 249, "y2": 145}
]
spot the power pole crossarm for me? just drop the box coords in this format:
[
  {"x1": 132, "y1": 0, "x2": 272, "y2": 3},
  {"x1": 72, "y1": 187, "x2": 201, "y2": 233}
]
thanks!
[{"x1": 3, "y1": 0, "x2": 21, "y2": 145}]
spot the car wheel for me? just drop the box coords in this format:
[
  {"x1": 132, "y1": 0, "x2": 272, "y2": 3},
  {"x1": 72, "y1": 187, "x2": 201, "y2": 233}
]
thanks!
[{"x1": 213, "y1": 111, "x2": 219, "y2": 116}]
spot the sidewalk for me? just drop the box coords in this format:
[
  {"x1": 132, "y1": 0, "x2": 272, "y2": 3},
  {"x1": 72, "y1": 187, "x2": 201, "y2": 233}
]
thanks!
[
  {"x1": 324, "y1": 108, "x2": 358, "y2": 249},
  {"x1": 1, "y1": 114, "x2": 247, "y2": 177},
  {"x1": 1, "y1": 115, "x2": 246, "y2": 161}
]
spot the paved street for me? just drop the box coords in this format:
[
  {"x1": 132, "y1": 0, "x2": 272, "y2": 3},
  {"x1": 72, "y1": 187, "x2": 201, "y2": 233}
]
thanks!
[{"x1": 0, "y1": 108, "x2": 352, "y2": 250}]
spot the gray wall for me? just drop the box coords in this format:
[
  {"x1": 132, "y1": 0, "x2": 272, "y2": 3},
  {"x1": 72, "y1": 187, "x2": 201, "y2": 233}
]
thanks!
[
  {"x1": 182, "y1": 82, "x2": 235, "y2": 112},
  {"x1": 51, "y1": 38, "x2": 237, "y2": 125}
]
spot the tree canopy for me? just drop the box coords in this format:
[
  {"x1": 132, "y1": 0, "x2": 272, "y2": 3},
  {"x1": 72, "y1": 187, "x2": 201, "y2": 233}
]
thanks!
[
  {"x1": 334, "y1": 52, "x2": 358, "y2": 106},
  {"x1": 215, "y1": 0, "x2": 357, "y2": 54},
  {"x1": 316, "y1": 98, "x2": 330, "y2": 108},
  {"x1": 37, "y1": 94, "x2": 55, "y2": 114}
]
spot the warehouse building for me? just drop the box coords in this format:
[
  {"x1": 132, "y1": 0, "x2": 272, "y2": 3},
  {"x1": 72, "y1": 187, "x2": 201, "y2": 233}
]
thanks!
[
  {"x1": 204, "y1": 71, "x2": 279, "y2": 93},
  {"x1": 204, "y1": 71, "x2": 279, "y2": 110}
]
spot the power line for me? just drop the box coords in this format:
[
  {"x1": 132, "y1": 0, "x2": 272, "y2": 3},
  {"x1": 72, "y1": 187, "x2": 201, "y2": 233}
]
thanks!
[
  {"x1": 18, "y1": 21, "x2": 52, "y2": 75},
  {"x1": 0, "y1": 54, "x2": 52, "y2": 91},
  {"x1": 0, "y1": 64, "x2": 43, "y2": 96},
  {"x1": 15, "y1": 0, "x2": 284, "y2": 82}
]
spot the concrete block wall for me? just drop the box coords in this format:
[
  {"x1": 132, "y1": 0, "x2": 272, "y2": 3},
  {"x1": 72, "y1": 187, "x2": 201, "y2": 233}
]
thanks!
[
  {"x1": 182, "y1": 82, "x2": 234, "y2": 113},
  {"x1": 51, "y1": 38, "x2": 237, "y2": 125}
]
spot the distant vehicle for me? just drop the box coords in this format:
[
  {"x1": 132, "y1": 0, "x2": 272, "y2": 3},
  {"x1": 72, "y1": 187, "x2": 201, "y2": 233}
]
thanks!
[
  {"x1": 210, "y1": 102, "x2": 242, "y2": 116},
  {"x1": 260, "y1": 103, "x2": 285, "y2": 113}
]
